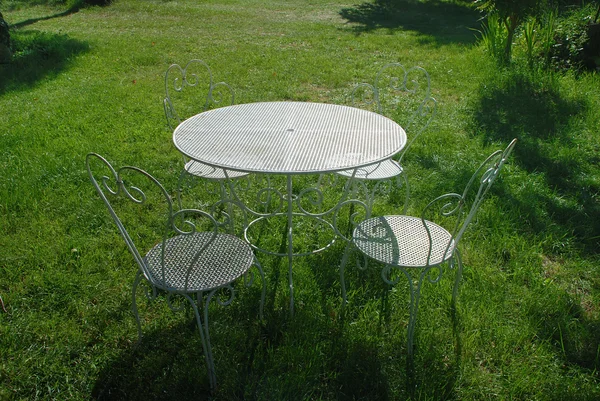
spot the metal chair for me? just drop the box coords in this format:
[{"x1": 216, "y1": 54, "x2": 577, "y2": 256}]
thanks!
[
  {"x1": 340, "y1": 139, "x2": 517, "y2": 359},
  {"x1": 336, "y1": 62, "x2": 437, "y2": 215},
  {"x1": 164, "y1": 59, "x2": 249, "y2": 181},
  {"x1": 86, "y1": 153, "x2": 265, "y2": 392}
]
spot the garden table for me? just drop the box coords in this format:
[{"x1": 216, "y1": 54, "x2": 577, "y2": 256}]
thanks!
[{"x1": 173, "y1": 101, "x2": 406, "y2": 313}]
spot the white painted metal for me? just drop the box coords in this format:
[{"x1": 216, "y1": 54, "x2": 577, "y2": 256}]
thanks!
[
  {"x1": 86, "y1": 153, "x2": 265, "y2": 392},
  {"x1": 341, "y1": 139, "x2": 517, "y2": 365},
  {"x1": 173, "y1": 101, "x2": 406, "y2": 175},
  {"x1": 173, "y1": 101, "x2": 406, "y2": 314}
]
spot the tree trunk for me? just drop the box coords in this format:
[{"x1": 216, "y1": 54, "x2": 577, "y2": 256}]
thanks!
[
  {"x1": 0, "y1": 12, "x2": 11, "y2": 64},
  {"x1": 503, "y1": 14, "x2": 519, "y2": 64}
]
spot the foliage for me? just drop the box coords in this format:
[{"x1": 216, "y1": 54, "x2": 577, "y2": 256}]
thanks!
[
  {"x1": 476, "y1": 2, "x2": 600, "y2": 72},
  {"x1": 475, "y1": 0, "x2": 542, "y2": 62},
  {"x1": 0, "y1": 12, "x2": 9, "y2": 47},
  {"x1": 0, "y1": 11, "x2": 10, "y2": 63},
  {"x1": 522, "y1": 16, "x2": 537, "y2": 66},
  {"x1": 547, "y1": 3, "x2": 597, "y2": 72},
  {"x1": 474, "y1": 12, "x2": 507, "y2": 61},
  {"x1": 511, "y1": 10, "x2": 557, "y2": 68}
]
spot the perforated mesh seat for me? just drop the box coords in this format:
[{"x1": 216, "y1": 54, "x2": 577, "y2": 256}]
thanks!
[
  {"x1": 185, "y1": 160, "x2": 248, "y2": 180},
  {"x1": 353, "y1": 215, "x2": 454, "y2": 268},
  {"x1": 336, "y1": 159, "x2": 403, "y2": 180},
  {"x1": 144, "y1": 232, "x2": 254, "y2": 292}
]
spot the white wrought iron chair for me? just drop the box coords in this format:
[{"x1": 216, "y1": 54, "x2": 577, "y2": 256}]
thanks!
[
  {"x1": 336, "y1": 62, "x2": 437, "y2": 215},
  {"x1": 86, "y1": 153, "x2": 265, "y2": 392},
  {"x1": 163, "y1": 59, "x2": 249, "y2": 181},
  {"x1": 340, "y1": 139, "x2": 517, "y2": 359}
]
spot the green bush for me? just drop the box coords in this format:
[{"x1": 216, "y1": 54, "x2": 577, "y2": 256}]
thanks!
[
  {"x1": 0, "y1": 12, "x2": 9, "y2": 48},
  {"x1": 476, "y1": 2, "x2": 600, "y2": 71},
  {"x1": 547, "y1": 4, "x2": 596, "y2": 71}
]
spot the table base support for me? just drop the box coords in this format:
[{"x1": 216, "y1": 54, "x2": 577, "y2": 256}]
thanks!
[{"x1": 287, "y1": 175, "x2": 294, "y2": 316}]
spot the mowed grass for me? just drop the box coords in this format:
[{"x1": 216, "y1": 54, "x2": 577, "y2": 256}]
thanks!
[{"x1": 1, "y1": 0, "x2": 599, "y2": 399}]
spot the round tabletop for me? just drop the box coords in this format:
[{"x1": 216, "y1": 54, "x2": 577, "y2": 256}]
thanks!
[{"x1": 173, "y1": 101, "x2": 406, "y2": 175}]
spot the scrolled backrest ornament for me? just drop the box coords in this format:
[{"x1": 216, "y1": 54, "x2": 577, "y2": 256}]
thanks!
[
  {"x1": 373, "y1": 64, "x2": 431, "y2": 118},
  {"x1": 332, "y1": 198, "x2": 369, "y2": 242},
  {"x1": 421, "y1": 139, "x2": 517, "y2": 260},
  {"x1": 88, "y1": 153, "x2": 240, "y2": 293},
  {"x1": 350, "y1": 82, "x2": 378, "y2": 112},
  {"x1": 87, "y1": 154, "x2": 174, "y2": 282},
  {"x1": 350, "y1": 62, "x2": 437, "y2": 164},
  {"x1": 164, "y1": 59, "x2": 235, "y2": 130}
]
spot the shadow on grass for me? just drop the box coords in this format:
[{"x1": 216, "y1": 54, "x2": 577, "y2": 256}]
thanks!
[
  {"x1": 0, "y1": 29, "x2": 89, "y2": 95},
  {"x1": 471, "y1": 69, "x2": 600, "y2": 254},
  {"x1": 312, "y1": 245, "x2": 463, "y2": 400},
  {"x1": 470, "y1": 70, "x2": 600, "y2": 384},
  {"x1": 11, "y1": 8, "x2": 77, "y2": 30},
  {"x1": 339, "y1": 0, "x2": 480, "y2": 45},
  {"x1": 91, "y1": 321, "x2": 213, "y2": 401},
  {"x1": 90, "y1": 293, "x2": 393, "y2": 400},
  {"x1": 528, "y1": 284, "x2": 600, "y2": 391},
  {"x1": 9, "y1": 0, "x2": 112, "y2": 29}
]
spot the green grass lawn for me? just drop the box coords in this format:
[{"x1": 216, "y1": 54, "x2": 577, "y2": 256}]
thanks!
[{"x1": 1, "y1": 0, "x2": 599, "y2": 399}]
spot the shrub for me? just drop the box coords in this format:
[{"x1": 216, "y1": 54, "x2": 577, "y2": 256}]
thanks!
[
  {"x1": 547, "y1": 4, "x2": 596, "y2": 72},
  {"x1": 475, "y1": 0, "x2": 541, "y2": 63},
  {"x1": 0, "y1": 12, "x2": 9, "y2": 48}
]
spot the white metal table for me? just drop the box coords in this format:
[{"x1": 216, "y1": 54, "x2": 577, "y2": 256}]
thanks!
[{"x1": 173, "y1": 101, "x2": 406, "y2": 313}]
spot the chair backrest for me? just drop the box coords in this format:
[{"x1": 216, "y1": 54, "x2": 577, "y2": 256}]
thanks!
[
  {"x1": 163, "y1": 59, "x2": 235, "y2": 131},
  {"x1": 422, "y1": 138, "x2": 517, "y2": 256},
  {"x1": 350, "y1": 62, "x2": 437, "y2": 163},
  {"x1": 86, "y1": 153, "x2": 221, "y2": 290}
]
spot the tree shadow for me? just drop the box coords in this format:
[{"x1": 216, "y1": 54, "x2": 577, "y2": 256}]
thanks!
[
  {"x1": 471, "y1": 69, "x2": 600, "y2": 254},
  {"x1": 11, "y1": 8, "x2": 77, "y2": 30},
  {"x1": 335, "y1": 340, "x2": 391, "y2": 400},
  {"x1": 91, "y1": 321, "x2": 213, "y2": 400},
  {"x1": 339, "y1": 0, "x2": 480, "y2": 45},
  {"x1": 318, "y1": 245, "x2": 463, "y2": 400},
  {"x1": 91, "y1": 297, "x2": 392, "y2": 400},
  {"x1": 0, "y1": 29, "x2": 89, "y2": 95},
  {"x1": 528, "y1": 285, "x2": 600, "y2": 395},
  {"x1": 9, "y1": 0, "x2": 112, "y2": 29},
  {"x1": 91, "y1": 279, "x2": 267, "y2": 401}
]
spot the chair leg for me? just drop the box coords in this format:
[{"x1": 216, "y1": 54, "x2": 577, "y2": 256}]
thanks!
[
  {"x1": 380, "y1": 264, "x2": 422, "y2": 358},
  {"x1": 248, "y1": 256, "x2": 266, "y2": 320},
  {"x1": 218, "y1": 180, "x2": 237, "y2": 234},
  {"x1": 131, "y1": 271, "x2": 144, "y2": 346},
  {"x1": 406, "y1": 273, "x2": 423, "y2": 359},
  {"x1": 176, "y1": 169, "x2": 189, "y2": 211},
  {"x1": 451, "y1": 251, "x2": 463, "y2": 308},
  {"x1": 347, "y1": 178, "x2": 372, "y2": 227},
  {"x1": 339, "y1": 242, "x2": 354, "y2": 306},
  {"x1": 186, "y1": 292, "x2": 217, "y2": 391},
  {"x1": 401, "y1": 172, "x2": 409, "y2": 215}
]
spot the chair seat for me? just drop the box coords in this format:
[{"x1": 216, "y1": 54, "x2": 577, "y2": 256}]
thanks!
[
  {"x1": 335, "y1": 159, "x2": 403, "y2": 180},
  {"x1": 144, "y1": 232, "x2": 254, "y2": 292},
  {"x1": 185, "y1": 160, "x2": 249, "y2": 180},
  {"x1": 353, "y1": 215, "x2": 455, "y2": 267}
]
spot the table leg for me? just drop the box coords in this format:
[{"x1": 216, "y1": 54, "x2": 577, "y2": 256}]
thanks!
[{"x1": 287, "y1": 175, "x2": 294, "y2": 316}]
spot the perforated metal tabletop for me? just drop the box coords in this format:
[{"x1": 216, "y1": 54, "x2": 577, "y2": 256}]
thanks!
[{"x1": 173, "y1": 102, "x2": 406, "y2": 175}]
